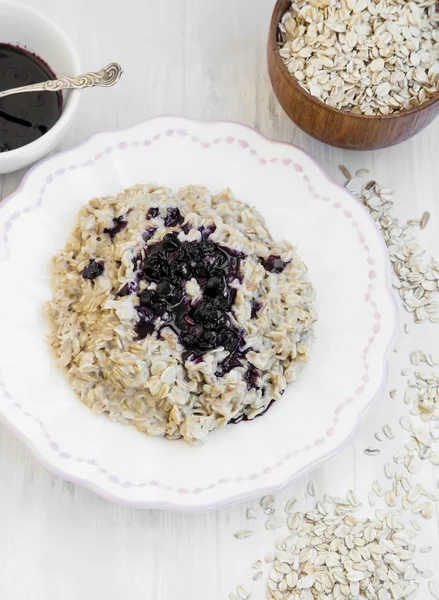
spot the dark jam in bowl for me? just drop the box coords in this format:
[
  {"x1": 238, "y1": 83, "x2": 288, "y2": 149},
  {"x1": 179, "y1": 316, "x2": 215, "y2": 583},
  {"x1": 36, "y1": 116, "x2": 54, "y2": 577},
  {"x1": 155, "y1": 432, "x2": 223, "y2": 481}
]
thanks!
[{"x1": 0, "y1": 44, "x2": 62, "y2": 153}]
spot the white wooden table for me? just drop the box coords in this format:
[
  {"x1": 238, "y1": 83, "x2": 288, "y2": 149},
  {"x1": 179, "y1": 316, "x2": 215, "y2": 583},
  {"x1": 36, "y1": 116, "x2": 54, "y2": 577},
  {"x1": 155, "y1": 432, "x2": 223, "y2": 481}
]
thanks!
[{"x1": 0, "y1": 1, "x2": 438, "y2": 599}]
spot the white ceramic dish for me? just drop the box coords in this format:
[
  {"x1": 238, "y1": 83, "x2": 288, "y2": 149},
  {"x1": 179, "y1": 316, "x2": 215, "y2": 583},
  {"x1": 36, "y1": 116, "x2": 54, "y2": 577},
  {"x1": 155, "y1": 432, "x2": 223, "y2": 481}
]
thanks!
[
  {"x1": 0, "y1": 1, "x2": 81, "y2": 174},
  {"x1": 0, "y1": 116, "x2": 397, "y2": 511}
]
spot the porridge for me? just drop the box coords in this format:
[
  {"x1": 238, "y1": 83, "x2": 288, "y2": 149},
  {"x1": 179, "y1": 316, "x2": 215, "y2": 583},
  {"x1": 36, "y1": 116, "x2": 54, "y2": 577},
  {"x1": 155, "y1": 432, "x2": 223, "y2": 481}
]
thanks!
[{"x1": 45, "y1": 184, "x2": 316, "y2": 444}]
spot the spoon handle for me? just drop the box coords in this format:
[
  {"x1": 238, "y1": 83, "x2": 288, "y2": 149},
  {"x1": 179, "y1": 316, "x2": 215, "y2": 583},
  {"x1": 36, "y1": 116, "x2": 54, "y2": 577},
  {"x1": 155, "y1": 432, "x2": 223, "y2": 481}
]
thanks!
[{"x1": 0, "y1": 62, "x2": 123, "y2": 99}]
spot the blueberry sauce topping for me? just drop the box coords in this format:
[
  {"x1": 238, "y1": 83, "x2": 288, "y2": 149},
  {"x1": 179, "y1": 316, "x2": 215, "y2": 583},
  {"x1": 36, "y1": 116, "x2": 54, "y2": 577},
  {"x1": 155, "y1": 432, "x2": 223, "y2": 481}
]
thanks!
[
  {"x1": 164, "y1": 207, "x2": 184, "y2": 228},
  {"x1": 229, "y1": 399, "x2": 275, "y2": 424},
  {"x1": 133, "y1": 230, "x2": 249, "y2": 372},
  {"x1": 104, "y1": 216, "x2": 127, "y2": 239},
  {"x1": 251, "y1": 299, "x2": 262, "y2": 319},
  {"x1": 117, "y1": 281, "x2": 137, "y2": 297},
  {"x1": 142, "y1": 227, "x2": 157, "y2": 242},
  {"x1": 260, "y1": 254, "x2": 290, "y2": 274},
  {"x1": 146, "y1": 207, "x2": 159, "y2": 220},
  {"x1": 82, "y1": 260, "x2": 104, "y2": 280},
  {"x1": 244, "y1": 364, "x2": 261, "y2": 390}
]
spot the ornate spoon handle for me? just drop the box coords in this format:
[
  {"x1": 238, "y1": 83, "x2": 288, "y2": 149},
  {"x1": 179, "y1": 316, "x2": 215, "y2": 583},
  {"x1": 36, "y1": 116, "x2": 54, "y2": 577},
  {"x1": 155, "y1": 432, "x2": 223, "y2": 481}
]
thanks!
[{"x1": 0, "y1": 62, "x2": 123, "y2": 99}]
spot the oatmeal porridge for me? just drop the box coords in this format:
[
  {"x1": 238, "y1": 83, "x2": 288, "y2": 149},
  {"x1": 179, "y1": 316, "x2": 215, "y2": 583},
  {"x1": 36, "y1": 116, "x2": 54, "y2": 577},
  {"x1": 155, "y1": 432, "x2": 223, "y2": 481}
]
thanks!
[{"x1": 45, "y1": 184, "x2": 316, "y2": 444}]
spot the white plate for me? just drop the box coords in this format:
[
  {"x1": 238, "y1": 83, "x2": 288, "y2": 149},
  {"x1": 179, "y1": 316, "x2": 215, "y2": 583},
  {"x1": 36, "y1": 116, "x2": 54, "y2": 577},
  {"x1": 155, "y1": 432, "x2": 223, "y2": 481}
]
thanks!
[{"x1": 0, "y1": 117, "x2": 397, "y2": 511}]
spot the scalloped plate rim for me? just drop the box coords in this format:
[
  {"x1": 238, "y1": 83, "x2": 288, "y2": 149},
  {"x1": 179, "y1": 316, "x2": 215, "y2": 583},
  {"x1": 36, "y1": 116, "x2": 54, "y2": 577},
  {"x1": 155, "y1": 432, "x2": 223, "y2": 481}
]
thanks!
[{"x1": 0, "y1": 116, "x2": 398, "y2": 511}]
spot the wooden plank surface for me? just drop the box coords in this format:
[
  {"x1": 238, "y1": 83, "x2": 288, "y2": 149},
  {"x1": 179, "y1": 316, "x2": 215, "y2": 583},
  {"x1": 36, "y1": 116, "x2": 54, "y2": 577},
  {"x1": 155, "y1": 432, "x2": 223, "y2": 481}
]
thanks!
[{"x1": 0, "y1": 1, "x2": 438, "y2": 598}]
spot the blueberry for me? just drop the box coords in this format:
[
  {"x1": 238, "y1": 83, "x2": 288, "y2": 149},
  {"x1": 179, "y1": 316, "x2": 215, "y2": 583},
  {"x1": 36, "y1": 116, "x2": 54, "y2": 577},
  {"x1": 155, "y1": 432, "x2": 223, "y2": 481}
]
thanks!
[
  {"x1": 163, "y1": 233, "x2": 181, "y2": 251},
  {"x1": 164, "y1": 207, "x2": 184, "y2": 227},
  {"x1": 151, "y1": 298, "x2": 167, "y2": 316},
  {"x1": 205, "y1": 273, "x2": 225, "y2": 297},
  {"x1": 82, "y1": 260, "x2": 104, "y2": 280},
  {"x1": 181, "y1": 333, "x2": 195, "y2": 348},
  {"x1": 156, "y1": 279, "x2": 182, "y2": 304},
  {"x1": 205, "y1": 309, "x2": 227, "y2": 329},
  {"x1": 146, "y1": 207, "x2": 159, "y2": 220},
  {"x1": 135, "y1": 320, "x2": 155, "y2": 339},
  {"x1": 200, "y1": 240, "x2": 217, "y2": 255},
  {"x1": 198, "y1": 330, "x2": 218, "y2": 350},
  {"x1": 156, "y1": 279, "x2": 174, "y2": 296},
  {"x1": 194, "y1": 262, "x2": 210, "y2": 279},
  {"x1": 171, "y1": 260, "x2": 192, "y2": 279},
  {"x1": 139, "y1": 290, "x2": 155, "y2": 306},
  {"x1": 137, "y1": 307, "x2": 154, "y2": 322},
  {"x1": 117, "y1": 282, "x2": 136, "y2": 297},
  {"x1": 192, "y1": 302, "x2": 211, "y2": 322},
  {"x1": 144, "y1": 257, "x2": 168, "y2": 281},
  {"x1": 219, "y1": 328, "x2": 240, "y2": 351}
]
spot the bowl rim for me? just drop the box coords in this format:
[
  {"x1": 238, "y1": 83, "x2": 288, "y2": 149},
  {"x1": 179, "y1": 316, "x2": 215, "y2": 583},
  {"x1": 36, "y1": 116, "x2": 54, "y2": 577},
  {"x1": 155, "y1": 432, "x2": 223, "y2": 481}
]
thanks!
[
  {"x1": 0, "y1": 0, "x2": 81, "y2": 162},
  {"x1": 269, "y1": 0, "x2": 439, "y2": 122},
  {"x1": 0, "y1": 115, "x2": 399, "y2": 511}
]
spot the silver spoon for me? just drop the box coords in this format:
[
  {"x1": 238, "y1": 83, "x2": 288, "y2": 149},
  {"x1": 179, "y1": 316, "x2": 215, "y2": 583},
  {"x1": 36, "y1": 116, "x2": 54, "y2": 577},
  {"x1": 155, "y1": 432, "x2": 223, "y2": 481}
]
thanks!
[{"x1": 0, "y1": 62, "x2": 123, "y2": 99}]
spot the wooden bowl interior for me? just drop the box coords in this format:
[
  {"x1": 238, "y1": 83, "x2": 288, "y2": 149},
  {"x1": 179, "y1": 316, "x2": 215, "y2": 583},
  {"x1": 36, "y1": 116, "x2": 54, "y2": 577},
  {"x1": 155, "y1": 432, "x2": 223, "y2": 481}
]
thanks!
[{"x1": 268, "y1": 0, "x2": 439, "y2": 150}]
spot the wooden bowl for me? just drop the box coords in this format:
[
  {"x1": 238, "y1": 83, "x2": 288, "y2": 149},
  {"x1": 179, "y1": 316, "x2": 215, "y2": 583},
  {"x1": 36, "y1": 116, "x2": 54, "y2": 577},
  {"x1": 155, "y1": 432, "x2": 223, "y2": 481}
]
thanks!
[{"x1": 268, "y1": 0, "x2": 439, "y2": 150}]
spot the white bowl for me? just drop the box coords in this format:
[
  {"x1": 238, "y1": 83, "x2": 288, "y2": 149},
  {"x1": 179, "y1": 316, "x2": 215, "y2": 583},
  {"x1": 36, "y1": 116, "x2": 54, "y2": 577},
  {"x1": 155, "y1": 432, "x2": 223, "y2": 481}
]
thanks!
[
  {"x1": 0, "y1": 116, "x2": 397, "y2": 511},
  {"x1": 0, "y1": 1, "x2": 80, "y2": 174}
]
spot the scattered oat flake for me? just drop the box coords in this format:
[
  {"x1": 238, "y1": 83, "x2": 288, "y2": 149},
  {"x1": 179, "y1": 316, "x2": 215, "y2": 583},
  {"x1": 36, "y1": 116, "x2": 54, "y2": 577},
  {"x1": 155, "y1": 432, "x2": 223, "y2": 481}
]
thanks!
[
  {"x1": 236, "y1": 585, "x2": 251, "y2": 599},
  {"x1": 390, "y1": 389, "x2": 397, "y2": 398},
  {"x1": 234, "y1": 530, "x2": 254, "y2": 540},
  {"x1": 420, "y1": 546, "x2": 432, "y2": 553},
  {"x1": 373, "y1": 481, "x2": 383, "y2": 496},
  {"x1": 411, "y1": 351, "x2": 424, "y2": 365},
  {"x1": 356, "y1": 168, "x2": 370, "y2": 177},
  {"x1": 285, "y1": 498, "x2": 297, "y2": 514},
  {"x1": 266, "y1": 517, "x2": 285, "y2": 530},
  {"x1": 365, "y1": 447, "x2": 381, "y2": 456},
  {"x1": 246, "y1": 508, "x2": 256, "y2": 520},
  {"x1": 261, "y1": 495, "x2": 274, "y2": 509},
  {"x1": 252, "y1": 571, "x2": 263, "y2": 582},
  {"x1": 385, "y1": 490, "x2": 397, "y2": 507},
  {"x1": 429, "y1": 580, "x2": 439, "y2": 599},
  {"x1": 265, "y1": 551, "x2": 275, "y2": 563},
  {"x1": 252, "y1": 560, "x2": 262, "y2": 569},
  {"x1": 339, "y1": 165, "x2": 352, "y2": 180},
  {"x1": 229, "y1": 594, "x2": 239, "y2": 600},
  {"x1": 421, "y1": 211, "x2": 430, "y2": 229},
  {"x1": 383, "y1": 424, "x2": 395, "y2": 439},
  {"x1": 307, "y1": 481, "x2": 316, "y2": 496},
  {"x1": 400, "y1": 416, "x2": 413, "y2": 431}
]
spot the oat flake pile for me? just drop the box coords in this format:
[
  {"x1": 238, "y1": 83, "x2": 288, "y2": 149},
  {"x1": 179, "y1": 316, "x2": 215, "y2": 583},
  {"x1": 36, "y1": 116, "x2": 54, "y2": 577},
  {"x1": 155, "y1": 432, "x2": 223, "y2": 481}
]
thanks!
[{"x1": 278, "y1": 0, "x2": 439, "y2": 114}]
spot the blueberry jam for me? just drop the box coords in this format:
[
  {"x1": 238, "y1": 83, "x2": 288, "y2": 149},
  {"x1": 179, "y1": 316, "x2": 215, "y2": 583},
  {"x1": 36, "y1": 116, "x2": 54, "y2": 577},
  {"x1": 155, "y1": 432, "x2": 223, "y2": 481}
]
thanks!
[
  {"x1": 164, "y1": 207, "x2": 184, "y2": 227},
  {"x1": 146, "y1": 207, "x2": 159, "y2": 220},
  {"x1": 82, "y1": 260, "x2": 104, "y2": 280},
  {"x1": 251, "y1": 299, "x2": 262, "y2": 319},
  {"x1": 134, "y1": 230, "x2": 249, "y2": 372},
  {"x1": 260, "y1": 255, "x2": 290, "y2": 274},
  {"x1": 230, "y1": 399, "x2": 275, "y2": 424},
  {"x1": 104, "y1": 217, "x2": 127, "y2": 239},
  {"x1": 0, "y1": 44, "x2": 62, "y2": 152}
]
